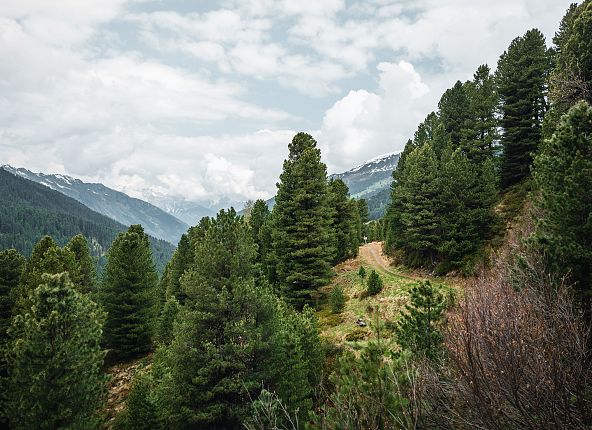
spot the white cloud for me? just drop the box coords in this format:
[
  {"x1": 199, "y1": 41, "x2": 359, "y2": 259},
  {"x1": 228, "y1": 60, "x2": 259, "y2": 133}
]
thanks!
[{"x1": 319, "y1": 60, "x2": 433, "y2": 173}]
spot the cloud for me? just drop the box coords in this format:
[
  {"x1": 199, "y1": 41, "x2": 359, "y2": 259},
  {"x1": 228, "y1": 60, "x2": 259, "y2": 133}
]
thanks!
[
  {"x1": 319, "y1": 60, "x2": 432, "y2": 173},
  {"x1": 0, "y1": 0, "x2": 577, "y2": 209}
]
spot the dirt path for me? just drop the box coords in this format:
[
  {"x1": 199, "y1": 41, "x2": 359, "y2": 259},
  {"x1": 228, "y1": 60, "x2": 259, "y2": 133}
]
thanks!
[
  {"x1": 359, "y1": 241, "x2": 394, "y2": 274},
  {"x1": 359, "y1": 242, "x2": 424, "y2": 281}
]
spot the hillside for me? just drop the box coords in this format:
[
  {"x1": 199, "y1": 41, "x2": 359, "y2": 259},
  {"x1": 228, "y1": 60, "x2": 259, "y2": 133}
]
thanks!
[
  {"x1": 2, "y1": 165, "x2": 189, "y2": 244},
  {"x1": 0, "y1": 169, "x2": 174, "y2": 272}
]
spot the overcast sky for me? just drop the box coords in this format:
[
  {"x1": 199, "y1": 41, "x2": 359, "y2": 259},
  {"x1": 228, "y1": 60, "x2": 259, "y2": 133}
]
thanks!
[{"x1": 0, "y1": 0, "x2": 573, "y2": 208}]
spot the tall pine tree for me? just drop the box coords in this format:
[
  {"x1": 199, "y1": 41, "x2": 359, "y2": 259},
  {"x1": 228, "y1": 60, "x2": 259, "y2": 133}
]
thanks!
[
  {"x1": 101, "y1": 225, "x2": 158, "y2": 360},
  {"x1": 497, "y1": 29, "x2": 551, "y2": 188},
  {"x1": 531, "y1": 101, "x2": 592, "y2": 320},
  {"x1": 6, "y1": 273, "x2": 105, "y2": 429},
  {"x1": 272, "y1": 133, "x2": 334, "y2": 309},
  {"x1": 66, "y1": 234, "x2": 96, "y2": 293}
]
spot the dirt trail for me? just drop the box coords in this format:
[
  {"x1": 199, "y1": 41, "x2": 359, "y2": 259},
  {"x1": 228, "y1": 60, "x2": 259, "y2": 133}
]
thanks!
[
  {"x1": 359, "y1": 241, "x2": 394, "y2": 273},
  {"x1": 359, "y1": 242, "x2": 423, "y2": 281}
]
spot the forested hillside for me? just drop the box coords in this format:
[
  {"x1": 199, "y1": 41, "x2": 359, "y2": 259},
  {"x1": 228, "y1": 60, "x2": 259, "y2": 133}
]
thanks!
[
  {"x1": 2, "y1": 165, "x2": 189, "y2": 244},
  {"x1": 0, "y1": 169, "x2": 174, "y2": 272},
  {"x1": 0, "y1": 2, "x2": 591, "y2": 430}
]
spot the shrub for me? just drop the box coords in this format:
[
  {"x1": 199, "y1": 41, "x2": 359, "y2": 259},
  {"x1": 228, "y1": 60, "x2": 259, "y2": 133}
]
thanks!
[
  {"x1": 358, "y1": 266, "x2": 366, "y2": 280},
  {"x1": 329, "y1": 284, "x2": 346, "y2": 314},
  {"x1": 366, "y1": 270, "x2": 383, "y2": 296}
]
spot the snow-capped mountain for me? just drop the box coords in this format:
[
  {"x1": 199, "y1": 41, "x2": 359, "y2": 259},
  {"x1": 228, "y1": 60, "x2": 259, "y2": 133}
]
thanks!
[
  {"x1": 330, "y1": 152, "x2": 400, "y2": 199},
  {"x1": 2, "y1": 165, "x2": 188, "y2": 245},
  {"x1": 144, "y1": 194, "x2": 216, "y2": 226}
]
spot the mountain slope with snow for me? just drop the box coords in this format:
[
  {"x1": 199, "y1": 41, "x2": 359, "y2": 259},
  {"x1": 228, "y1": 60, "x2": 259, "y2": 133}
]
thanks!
[{"x1": 2, "y1": 165, "x2": 188, "y2": 244}]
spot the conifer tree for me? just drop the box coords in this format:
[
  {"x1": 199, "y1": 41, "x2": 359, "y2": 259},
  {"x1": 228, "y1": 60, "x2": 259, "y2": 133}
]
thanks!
[
  {"x1": 531, "y1": 101, "x2": 592, "y2": 319},
  {"x1": 357, "y1": 198, "x2": 370, "y2": 241},
  {"x1": 496, "y1": 29, "x2": 551, "y2": 188},
  {"x1": 328, "y1": 179, "x2": 358, "y2": 264},
  {"x1": 16, "y1": 236, "x2": 75, "y2": 312},
  {"x1": 113, "y1": 373, "x2": 160, "y2": 430},
  {"x1": 0, "y1": 249, "x2": 24, "y2": 428},
  {"x1": 395, "y1": 281, "x2": 446, "y2": 361},
  {"x1": 164, "y1": 233, "x2": 193, "y2": 303},
  {"x1": 66, "y1": 234, "x2": 96, "y2": 293},
  {"x1": 438, "y1": 80, "x2": 472, "y2": 149},
  {"x1": 249, "y1": 199, "x2": 270, "y2": 261},
  {"x1": 550, "y1": 1, "x2": 592, "y2": 109},
  {"x1": 464, "y1": 64, "x2": 499, "y2": 163},
  {"x1": 6, "y1": 273, "x2": 105, "y2": 429},
  {"x1": 366, "y1": 270, "x2": 383, "y2": 296},
  {"x1": 101, "y1": 225, "x2": 158, "y2": 359},
  {"x1": 272, "y1": 133, "x2": 334, "y2": 308}
]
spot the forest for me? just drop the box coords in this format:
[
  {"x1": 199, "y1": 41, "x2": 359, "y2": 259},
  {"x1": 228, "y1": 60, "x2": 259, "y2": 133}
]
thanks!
[{"x1": 0, "y1": 1, "x2": 591, "y2": 429}]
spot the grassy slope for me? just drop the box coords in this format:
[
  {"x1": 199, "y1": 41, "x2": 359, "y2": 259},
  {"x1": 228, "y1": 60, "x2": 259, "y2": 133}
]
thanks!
[{"x1": 317, "y1": 242, "x2": 454, "y2": 346}]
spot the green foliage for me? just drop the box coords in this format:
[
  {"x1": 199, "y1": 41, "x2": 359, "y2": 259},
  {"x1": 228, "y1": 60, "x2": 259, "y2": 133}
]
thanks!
[
  {"x1": 113, "y1": 373, "x2": 161, "y2": 430},
  {"x1": 395, "y1": 281, "x2": 446, "y2": 361},
  {"x1": 244, "y1": 389, "x2": 299, "y2": 430},
  {"x1": 366, "y1": 270, "x2": 383, "y2": 296},
  {"x1": 328, "y1": 179, "x2": 360, "y2": 264},
  {"x1": 550, "y1": 1, "x2": 592, "y2": 110},
  {"x1": 312, "y1": 341, "x2": 414, "y2": 430},
  {"x1": 358, "y1": 265, "x2": 366, "y2": 279},
  {"x1": 496, "y1": 28, "x2": 551, "y2": 188},
  {"x1": 66, "y1": 234, "x2": 96, "y2": 293},
  {"x1": 272, "y1": 133, "x2": 335, "y2": 309},
  {"x1": 0, "y1": 169, "x2": 174, "y2": 273},
  {"x1": 329, "y1": 284, "x2": 346, "y2": 314},
  {"x1": 531, "y1": 101, "x2": 592, "y2": 316},
  {"x1": 155, "y1": 296, "x2": 180, "y2": 346},
  {"x1": 101, "y1": 225, "x2": 158, "y2": 360},
  {"x1": 163, "y1": 233, "x2": 193, "y2": 304},
  {"x1": 0, "y1": 249, "x2": 24, "y2": 427},
  {"x1": 5, "y1": 273, "x2": 105, "y2": 429}
]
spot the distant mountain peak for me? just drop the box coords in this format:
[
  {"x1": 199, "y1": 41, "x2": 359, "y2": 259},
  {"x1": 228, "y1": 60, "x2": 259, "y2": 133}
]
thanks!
[
  {"x1": 1, "y1": 165, "x2": 188, "y2": 244},
  {"x1": 347, "y1": 151, "x2": 401, "y2": 174}
]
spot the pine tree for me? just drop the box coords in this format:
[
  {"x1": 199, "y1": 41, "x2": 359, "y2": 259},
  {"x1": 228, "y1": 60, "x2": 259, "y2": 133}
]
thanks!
[
  {"x1": 329, "y1": 284, "x2": 346, "y2": 314},
  {"x1": 0, "y1": 249, "x2": 24, "y2": 427},
  {"x1": 531, "y1": 101, "x2": 592, "y2": 320},
  {"x1": 463, "y1": 64, "x2": 499, "y2": 163},
  {"x1": 6, "y1": 273, "x2": 105, "y2": 429},
  {"x1": 113, "y1": 373, "x2": 161, "y2": 430},
  {"x1": 550, "y1": 1, "x2": 592, "y2": 109},
  {"x1": 497, "y1": 28, "x2": 551, "y2": 188},
  {"x1": 101, "y1": 225, "x2": 158, "y2": 360},
  {"x1": 366, "y1": 270, "x2": 383, "y2": 296},
  {"x1": 164, "y1": 233, "x2": 193, "y2": 303},
  {"x1": 249, "y1": 199, "x2": 270, "y2": 262},
  {"x1": 16, "y1": 236, "x2": 75, "y2": 312},
  {"x1": 438, "y1": 80, "x2": 472, "y2": 149},
  {"x1": 155, "y1": 296, "x2": 181, "y2": 346},
  {"x1": 272, "y1": 133, "x2": 334, "y2": 309},
  {"x1": 357, "y1": 199, "x2": 370, "y2": 241},
  {"x1": 328, "y1": 179, "x2": 358, "y2": 264},
  {"x1": 395, "y1": 281, "x2": 446, "y2": 361},
  {"x1": 66, "y1": 234, "x2": 96, "y2": 293}
]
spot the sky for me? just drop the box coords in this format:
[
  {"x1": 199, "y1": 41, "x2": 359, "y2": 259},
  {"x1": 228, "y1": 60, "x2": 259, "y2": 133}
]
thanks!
[{"x1": 0, "y1": 0, "x2": 574, "y2": 209}]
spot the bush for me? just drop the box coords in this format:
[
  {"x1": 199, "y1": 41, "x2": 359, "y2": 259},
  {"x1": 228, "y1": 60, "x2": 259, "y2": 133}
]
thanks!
[
  {"x1": 345, "y1": 328, "x2": 368, "y2": 342},
  {"x1": 329, "y1": 284, "x2": 346, "y2": 314},
  {"x1": 358, "y1": 266, "x2": 366, "y2": 279},
  {"x1": 366, "y1": 270, "x2": 383, "y2": 296}
]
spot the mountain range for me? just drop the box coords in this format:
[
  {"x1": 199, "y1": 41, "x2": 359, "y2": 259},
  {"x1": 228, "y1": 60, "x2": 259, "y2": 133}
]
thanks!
[
  {"x1": 2, "y1": 165, "x2": 189, "y2": 244},
  {"x1": 0, "y1": 168, "x2": 174, "y2": 272}
]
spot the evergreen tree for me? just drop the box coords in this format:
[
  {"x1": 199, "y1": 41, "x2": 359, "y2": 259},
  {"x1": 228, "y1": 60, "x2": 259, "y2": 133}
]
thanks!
[
  {"x1": 66, "y1": 234, "x2": 96, "y2": 293},
  {"x1": 437, "y1": 148, "x2": 497, "y2": 271},
  {"x1": 395, "y1": 281, "x2": 446, "y2": 361},
  {"x1": 113, "y1": 373, "x2": 161, "y2": 430},
  {"x1": 438, "y1": 80, "x2": 472, "y2": 149},
  {"x1": 550, "y1": 1, "x2": 592, "y2": 109},
  {"x1": 329, "y1": 284, "x2": 346, "y2": 314},
  {"x1": 357, "y1": 199, "x2": 370, "y2": 241},
  {"x1": 390, "y1": 143, "x2": 441, "y2": 266},
  {"x1": 16, "y1": 236, "x2": 75, "y2": 312},
  {"x1": 101, "y1": 225, "x2": 158, "y2": 360},
  {"x1": 0, "y1": 249, "x2": 24, "y2": 428},
  {"x1": 272, "y1": 133, "x2": 334, "y2": 309},
  {"x1": 366, "y1": 270, "x2": 383, "y2": 296},
  {"x1": 6, "y1": 273, "x2": 105, "y2": 429},
  {"x1": 531, "y1": 101, "x2": 592, "y2": 319},
  {"x1": 155, "y1": 296, "x2": 180, "y2": 346},
  {"x1": 164, "y1": 233, "x2": 193, "y2": 303},
  {"x1": 328, "y1": 179, "x2": 358, "y2": 264},
  {"x1": 249, "y1": 199, "x2": 270, "y2": 262},
  {"x1": 496, "y1": 29, "x2": 551, "y2": 188},
  {"x1": 463, "y1": 64, "x2": 499, "y2": 163}
]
